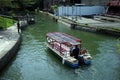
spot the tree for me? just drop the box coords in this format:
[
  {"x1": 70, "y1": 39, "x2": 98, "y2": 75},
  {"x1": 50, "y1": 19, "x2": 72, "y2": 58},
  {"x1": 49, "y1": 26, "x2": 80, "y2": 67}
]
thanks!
[
  {"x1": 16, "y1": 0, "x2": 36, "y2": 11},
  {"x1": 35, "y1": 0, "x2": 44, "y2": 10},
  {"x1": 0, "y1": 0, "x2": 12, "y2": 12},
  {"x1": 0, "y1": 0, "x2": 43, "y2": 13}
]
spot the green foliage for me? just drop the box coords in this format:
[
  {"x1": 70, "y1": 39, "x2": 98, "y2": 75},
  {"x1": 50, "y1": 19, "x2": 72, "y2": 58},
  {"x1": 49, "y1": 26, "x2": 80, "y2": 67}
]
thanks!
[
  {"x1": 0, "y1": 16, "x2": 14, "y2": 29},
  {"x1": 6, "y1": 18, "x2": 14, "y2": 28},
  {"x1": 0, "y1": 0, "x2": 12, "y2": 7},
  {"x1": 0, "y1": 0, "x2": 36, "y2": 11},
  {"x1": 24, "y1": 0, "x2": 35, "y2": 4},
  {"x1": 50, "y1": 5, "x2": 58, "y2": 11},
  {"x1": 9, "y1": 11, "x2": 16, "y2": 16}
]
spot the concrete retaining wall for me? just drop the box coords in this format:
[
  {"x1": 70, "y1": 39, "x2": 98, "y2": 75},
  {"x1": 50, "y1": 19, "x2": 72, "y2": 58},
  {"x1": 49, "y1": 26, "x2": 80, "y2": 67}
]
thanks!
[
  {"x1": 0, "y1": 33, "x2": 22, "y2": 72},
  {"x1": 40, "y1": 11, "x2": 120, "y2": 37}
]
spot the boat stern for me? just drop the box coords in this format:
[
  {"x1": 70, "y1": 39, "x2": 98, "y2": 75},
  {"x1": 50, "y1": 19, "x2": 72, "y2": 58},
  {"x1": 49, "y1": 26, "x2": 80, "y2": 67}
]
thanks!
[{"x1": 65, "y1": 59, "x2": 79, "y2": 68}]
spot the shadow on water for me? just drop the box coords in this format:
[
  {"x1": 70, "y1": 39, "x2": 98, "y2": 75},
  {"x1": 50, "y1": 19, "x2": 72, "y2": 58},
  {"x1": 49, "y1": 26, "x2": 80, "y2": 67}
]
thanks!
[{"x1": 45, "y1": 47, "x2": 72, "y2": 69}]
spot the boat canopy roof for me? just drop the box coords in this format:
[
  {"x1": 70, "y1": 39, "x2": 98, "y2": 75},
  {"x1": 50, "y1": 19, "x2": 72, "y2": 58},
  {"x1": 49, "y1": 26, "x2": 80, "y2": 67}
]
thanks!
[{"x1": 46, "y1": 32, "x2": 81, "y2": 45}]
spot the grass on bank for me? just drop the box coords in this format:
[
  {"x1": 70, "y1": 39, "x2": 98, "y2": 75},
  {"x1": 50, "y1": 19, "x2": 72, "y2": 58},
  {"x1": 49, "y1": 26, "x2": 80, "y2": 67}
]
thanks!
[{"x1": 0, "y1": 16, "x2": 14, "y2": 29}]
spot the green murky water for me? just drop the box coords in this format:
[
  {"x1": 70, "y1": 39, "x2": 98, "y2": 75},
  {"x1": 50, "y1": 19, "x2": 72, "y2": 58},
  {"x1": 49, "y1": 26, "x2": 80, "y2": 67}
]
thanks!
[{"x1": 0, "y1": 13, "x2": 120, "y2": 80}]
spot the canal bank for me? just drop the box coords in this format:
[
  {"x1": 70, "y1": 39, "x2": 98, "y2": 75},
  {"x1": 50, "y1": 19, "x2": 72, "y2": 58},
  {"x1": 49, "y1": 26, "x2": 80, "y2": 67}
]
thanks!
[
  {"x1": 0, "y1": 14, "x2": 36, "y2": 72},
  {"x1": 0, "y1": 24, "x2": 22, "y2": 71},
  {"x1": 40, "y1": 11, "x2": 120, "y2": 37}
]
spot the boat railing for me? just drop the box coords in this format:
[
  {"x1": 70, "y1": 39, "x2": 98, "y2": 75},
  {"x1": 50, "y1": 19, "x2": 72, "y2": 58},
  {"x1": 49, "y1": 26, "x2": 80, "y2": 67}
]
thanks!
[{"x1": 53, "y1": 42, "x2": 70, "y2": 55}]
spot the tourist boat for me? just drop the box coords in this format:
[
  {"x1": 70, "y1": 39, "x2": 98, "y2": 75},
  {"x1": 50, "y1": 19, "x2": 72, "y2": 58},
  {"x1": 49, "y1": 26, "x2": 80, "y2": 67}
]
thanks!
[{"x1": 46, "y1": 32, "x2": 92, "y2": 68}]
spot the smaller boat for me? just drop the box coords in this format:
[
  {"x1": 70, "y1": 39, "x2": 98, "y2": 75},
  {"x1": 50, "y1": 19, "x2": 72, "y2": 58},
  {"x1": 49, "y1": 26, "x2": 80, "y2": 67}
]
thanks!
[{"x1": 46, "y1": 32, "x2": 92, "y2": 68}]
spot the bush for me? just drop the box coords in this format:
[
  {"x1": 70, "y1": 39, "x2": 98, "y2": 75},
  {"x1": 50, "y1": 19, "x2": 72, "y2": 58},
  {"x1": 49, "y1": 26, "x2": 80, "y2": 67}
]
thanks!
[
  {"x1": 0, "y1": 16, "x2": 14, "y2": 29},
  {"x1": 50, "y1": 5, "x2": 58, "y2": 13}
]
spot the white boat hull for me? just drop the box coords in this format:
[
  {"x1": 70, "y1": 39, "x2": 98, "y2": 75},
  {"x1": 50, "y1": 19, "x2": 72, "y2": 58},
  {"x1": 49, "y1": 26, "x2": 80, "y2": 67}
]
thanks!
[{"x1": 46, "y1": 43, "x2": 79, "y2": 68}]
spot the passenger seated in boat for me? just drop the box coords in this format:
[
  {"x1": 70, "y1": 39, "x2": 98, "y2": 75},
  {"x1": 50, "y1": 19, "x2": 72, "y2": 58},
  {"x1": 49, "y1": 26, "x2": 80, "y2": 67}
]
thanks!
[{"x1": 70, "y1": 45, "x2": 79, "y2": 59}]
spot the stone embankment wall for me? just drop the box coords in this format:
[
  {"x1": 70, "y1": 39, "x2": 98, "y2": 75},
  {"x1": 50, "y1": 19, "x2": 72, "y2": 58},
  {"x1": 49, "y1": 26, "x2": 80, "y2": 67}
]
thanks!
[
  {"x1": 0, "y1": 25, "x2": 22, "y2": 71},
  {"x1": 40, "y1": 11, "x2": 120, "y2": 37}
]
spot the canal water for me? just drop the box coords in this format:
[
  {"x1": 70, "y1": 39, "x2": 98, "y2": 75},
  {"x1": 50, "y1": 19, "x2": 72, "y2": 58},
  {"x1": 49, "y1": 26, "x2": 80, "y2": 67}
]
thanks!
[{"x1": 0, "y1": 13, "x2": 120, "y2": 80}]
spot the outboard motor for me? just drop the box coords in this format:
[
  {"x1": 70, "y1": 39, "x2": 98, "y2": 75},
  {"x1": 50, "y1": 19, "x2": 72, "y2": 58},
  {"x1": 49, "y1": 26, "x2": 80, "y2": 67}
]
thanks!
[
  {"x1": 78, "y1": 55, "x2": 84, "y2": 65},
  {"x1": 78, "y1": 49, "x2": 92, "y2": 65}
]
